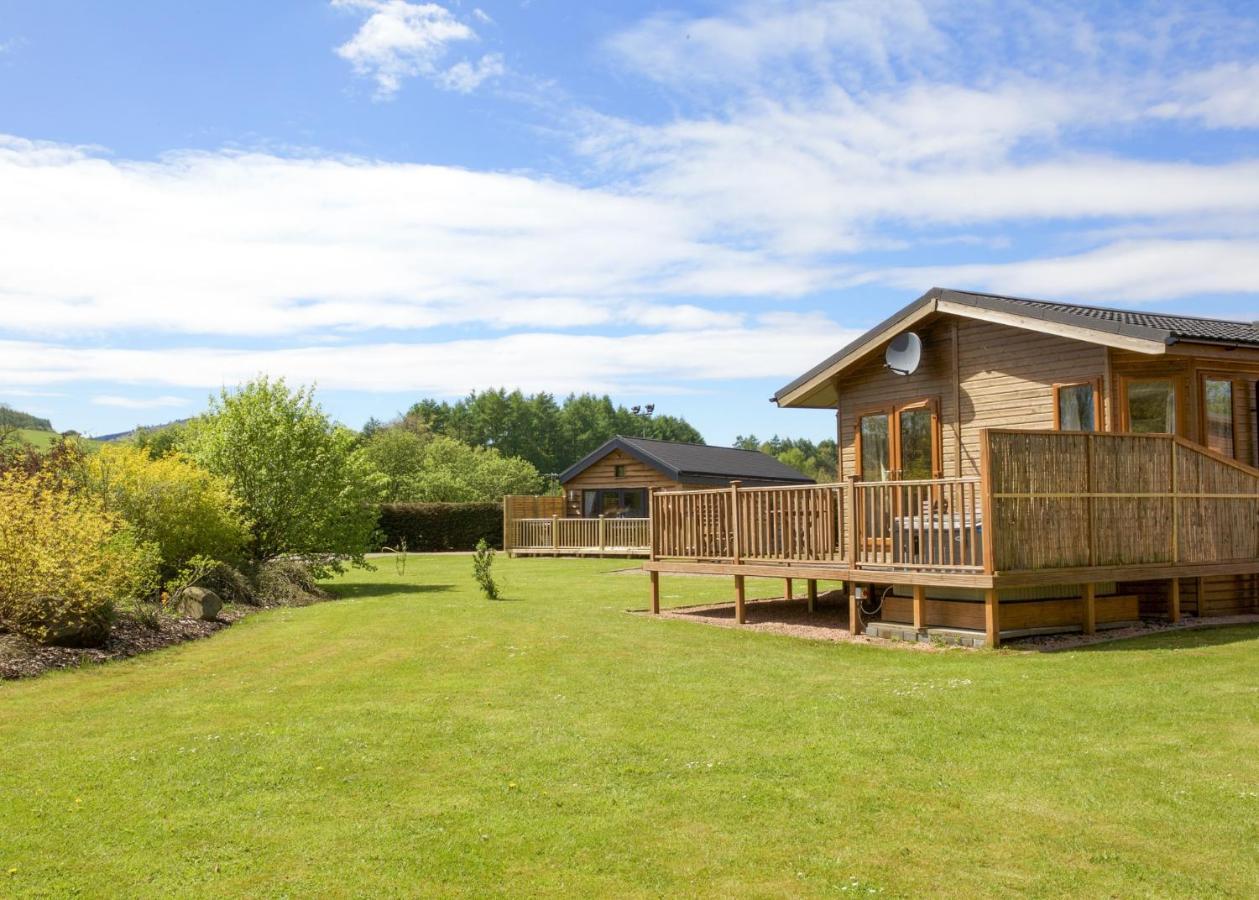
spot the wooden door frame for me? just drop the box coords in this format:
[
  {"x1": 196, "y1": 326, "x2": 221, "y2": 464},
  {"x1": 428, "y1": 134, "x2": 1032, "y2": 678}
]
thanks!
[{"x1": 853, "y1": 397, "x2": 942, "y2": 481}]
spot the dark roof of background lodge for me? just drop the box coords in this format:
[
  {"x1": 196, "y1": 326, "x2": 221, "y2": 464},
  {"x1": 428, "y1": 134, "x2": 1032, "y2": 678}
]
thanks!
[{"x1": 558, "y1": 436, "x2": 815, "y2": 486}]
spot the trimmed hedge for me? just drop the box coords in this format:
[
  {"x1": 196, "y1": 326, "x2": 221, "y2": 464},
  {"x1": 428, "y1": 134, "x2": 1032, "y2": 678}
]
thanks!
[{"x1": 377, "y1": 502, "x2": 503, "y2": 552}]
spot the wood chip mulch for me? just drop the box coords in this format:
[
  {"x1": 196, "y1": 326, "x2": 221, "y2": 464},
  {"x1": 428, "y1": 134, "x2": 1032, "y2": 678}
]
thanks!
[{"x1": 0, "y1": 609, "x2": 248, "y2": 681}]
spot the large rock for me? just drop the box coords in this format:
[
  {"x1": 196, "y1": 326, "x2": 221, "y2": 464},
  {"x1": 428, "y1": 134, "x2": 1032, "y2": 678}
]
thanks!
[{"x1": 173, "y1": 587, "x2": 222, "y2": 621}]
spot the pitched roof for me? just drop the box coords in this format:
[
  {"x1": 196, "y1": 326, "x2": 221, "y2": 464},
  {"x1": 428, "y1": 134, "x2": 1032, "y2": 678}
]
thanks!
[
  {"x1": 775, "y1": 287, "x2": 1259, "y2": 408},
  {"x1": 558, "y1": 436, "x2": 815, "y2": 486},
  {"x1": 945, "y1": 289, "x2": 1259, "y2": 346}
]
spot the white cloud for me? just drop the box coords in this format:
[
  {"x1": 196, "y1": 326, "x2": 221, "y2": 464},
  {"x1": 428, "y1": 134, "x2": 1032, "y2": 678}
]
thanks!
[
  {"x1": 1151, "y1": 62, "x2": 1259, "y2": 128},
  {"x1": 606, "y1": 0, "x2": 943, "y2": 91},
  {"x1": 874, "y1": 239, "x2": 1259, "y2": 302},
  {"x1": 0, "y1": 316, "x2": 859, "y2": 396},
  {"x1": 0, "y1": 135, "x2": 815, "y2": 340},
  {"x1": 92, "y1": 395, "x2": 188, "y2": 409},
  {"x1": 333, "y1": 0, "x2": 501, "y2": 97},
  {"x1": 439, "y1": 52, "x2": 504, "y2": 93}
]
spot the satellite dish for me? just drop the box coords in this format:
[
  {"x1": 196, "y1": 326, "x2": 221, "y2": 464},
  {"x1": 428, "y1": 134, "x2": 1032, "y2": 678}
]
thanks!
[{"x1": 885, "y1": 332, "x2": 922, "y2": 376}]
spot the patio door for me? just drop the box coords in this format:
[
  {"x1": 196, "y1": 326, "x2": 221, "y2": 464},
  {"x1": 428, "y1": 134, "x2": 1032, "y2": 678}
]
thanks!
[
  {"x1": 856, "y1": 400, "x2": 940, "y2": 556},
  {"x1": 856, "y1": 400, "x2": 940, "y2": 482}
]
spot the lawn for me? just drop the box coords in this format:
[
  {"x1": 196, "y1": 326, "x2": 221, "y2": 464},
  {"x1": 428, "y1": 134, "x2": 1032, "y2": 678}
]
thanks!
[
  {"x1": 5, "y1": 429, "x2": 102, "y2": 451},
  {"x1": 1, "y1": 556, "x2": 1256, "y2": 897}
]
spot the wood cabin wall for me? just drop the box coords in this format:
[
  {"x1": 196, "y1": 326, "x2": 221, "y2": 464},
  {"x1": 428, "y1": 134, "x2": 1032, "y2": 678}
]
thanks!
[
  {"x1": 561, "y1": 449, "x2": 683, "y2": 516},
  {"x1": 833, "y1": 317, "x2": 1259, "y2": 617},
  {"x1": 836, "y1": 317, "x2": 1108, "y2": 479},
  {"x1": 1107, "y1": 347, "x2": 1259, "y2": 616}
]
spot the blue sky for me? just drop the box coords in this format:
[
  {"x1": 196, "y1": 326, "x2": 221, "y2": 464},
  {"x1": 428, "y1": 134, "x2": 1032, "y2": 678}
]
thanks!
[{"x1": 1, "y1": 1, "x2": 1258, "y2": 444}]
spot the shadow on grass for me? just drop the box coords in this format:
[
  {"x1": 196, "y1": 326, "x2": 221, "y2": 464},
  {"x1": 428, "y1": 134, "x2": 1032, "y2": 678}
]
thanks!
[
  {"x1": 1076, "y1": 623, "x2": 1259, "y2": 653},
  {"x1": 326, "y1": 583, "x2": 456, "y2": 599}
]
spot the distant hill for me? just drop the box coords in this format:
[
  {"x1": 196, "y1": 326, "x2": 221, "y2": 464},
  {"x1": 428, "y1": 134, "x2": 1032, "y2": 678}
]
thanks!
[
  {"x1": 96, "y1": 418, "x2": 193, "y2": 443},
  {"x1": 0, "y1": 404, "x2": 53, "y2": 432}
]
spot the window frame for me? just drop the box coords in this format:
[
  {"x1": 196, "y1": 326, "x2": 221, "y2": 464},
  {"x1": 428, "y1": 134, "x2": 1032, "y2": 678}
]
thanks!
[
  {"x1": 1053, "y1": 378, "x2": 1103, "y2": 432},
  {"x1": 1118, "y1": 375, "x2": 1185, "y2": 436},
  {"x1": 1198, "y1": 372, "x2": 1238, "y2": 460}
]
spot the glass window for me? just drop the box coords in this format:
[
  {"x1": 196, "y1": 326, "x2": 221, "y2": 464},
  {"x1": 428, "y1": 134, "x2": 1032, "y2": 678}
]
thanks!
[
  {"x1": 1057, "y1": 383, "x2": 1096, "y2": 432},
  {"x1": 622, "y1": 490, "x2": 646, "y2": 516},
  {"x1": 1204, "y1": 378, "x2": 1234, "y2": 456},
  {"x1": 583, "y1": 491, "x2": 599, "y2": 517},
  {"x1": 614, "y1": 464, "x2": 626, "y2": 478},
  {"x1": 899, "y1": 407, "x2": 934, "y2": 479},
  {"x1": 1127, "y1": 380, "x2": 1177, "y2": 434},
  {"x1": 860, "y1": 414, "x2": 890, "y2": 481}
]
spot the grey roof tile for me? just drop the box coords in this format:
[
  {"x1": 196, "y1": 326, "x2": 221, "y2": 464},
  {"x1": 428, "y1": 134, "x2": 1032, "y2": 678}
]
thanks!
[{"x1": 559, "y1": 436, "x2": 815, "y2": 486}]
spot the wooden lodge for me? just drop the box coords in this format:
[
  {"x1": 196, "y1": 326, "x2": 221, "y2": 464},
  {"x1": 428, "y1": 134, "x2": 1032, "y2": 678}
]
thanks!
[
  {"x1": 504, "y1": 436, "x2": 812, "y2": 556},
  {"x1": 644, "y1": 288, "x2": 1259, "y2": 646}
]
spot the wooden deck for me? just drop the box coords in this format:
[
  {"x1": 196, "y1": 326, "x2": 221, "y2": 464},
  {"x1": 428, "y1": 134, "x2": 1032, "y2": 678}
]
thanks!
[{"x1": 645, "y1": 429, "x2": 1259, "y2": 645}]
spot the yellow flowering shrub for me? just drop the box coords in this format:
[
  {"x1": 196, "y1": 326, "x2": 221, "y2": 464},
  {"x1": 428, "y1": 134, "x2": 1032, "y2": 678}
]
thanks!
[
  {"x1": 81, "y1": 444, "x2": 250, "y2": 578},
  {"x1": 0, "y1": 469, "x2": 159, "y2": 645}
]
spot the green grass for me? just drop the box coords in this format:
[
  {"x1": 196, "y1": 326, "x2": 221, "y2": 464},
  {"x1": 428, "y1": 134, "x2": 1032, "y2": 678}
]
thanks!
[
  {"x1": 6, "y1": 428, "x2": 102, "y2": 451},
  {"x1": 1, "y1": 556, "x2": 1256, "y2": 897}
]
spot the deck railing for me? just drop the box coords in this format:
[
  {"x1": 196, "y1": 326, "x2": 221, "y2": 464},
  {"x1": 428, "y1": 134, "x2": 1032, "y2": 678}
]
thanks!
[
  {"x1": 651, "y1": 482, "x2": 849, "y2": 564},
  {"x1": 512, "y1": 516, "x2": 650, "y2": 552},
  {"x1": 853, "y1": 477, "x2": 984, "y2": 572},
  {"x1": 650, "y1": 429, "x2": 1259, "y2": 579}
]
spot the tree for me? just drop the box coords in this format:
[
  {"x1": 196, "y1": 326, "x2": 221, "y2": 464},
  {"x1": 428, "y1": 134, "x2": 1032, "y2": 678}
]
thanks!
[
  {"x1": 404, "y1": 390, "x2": 703, "y2": 474},
  {"x1": 183, "y1": 378, "x2": 385, "y2": 573},
  {"x1": 734, "y1": 434, "x2": 838, "y2": 482},
  {"x1": 360, "y1": 427, "x2": 429, "y2": 503},
  {"x1": 405, "y1": 435, "x2": 544, "y2": 502}
]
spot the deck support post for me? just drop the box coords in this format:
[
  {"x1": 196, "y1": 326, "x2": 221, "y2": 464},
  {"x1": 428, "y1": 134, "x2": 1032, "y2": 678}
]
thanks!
[
  {"x1": 734, "y1": 575, "x2": 746, "y2": 625},
  {"x1": 807, "y1": 579, "x2": 817, "y2": 613},
  {"x1": 1169, "y1": 577, "x2": 1181, "y2": 624},
  {"x1": 551, "y1": 515, "x2": 560, "y2": 554},
  {"x1": 984, "y1": 589, "x2": 1000, "y2": 648},
  {"x1": 1082, "y1": 583, "x2": 1096, "y2": 635},
  {"x1": 912, "y1": 585, "x2": 926, "y2": 632},
  {"x1": 649, "y1": 570, "x2": 660, "y2": 615},
  {"x1": 848, "y1": 584, "x2": 862, "y2": 635},
  {"x1": 598, "y1": 515, "x2": 606, "y2": 552},
  {"x1": 784, "y1": 578, "x2": 793, "y2": 602}
]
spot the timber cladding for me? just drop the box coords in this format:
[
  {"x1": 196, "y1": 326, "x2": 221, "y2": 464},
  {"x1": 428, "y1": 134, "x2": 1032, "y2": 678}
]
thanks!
[
  {"x1": 561, "y1": 448, "x2": 682, "y2": 492},
  {"x1": 881, "y1": 593, "x2": 1138, "y2": 630},
  {"x1": 836, "y1": 316, "x2": 1107, "y2": 479}
]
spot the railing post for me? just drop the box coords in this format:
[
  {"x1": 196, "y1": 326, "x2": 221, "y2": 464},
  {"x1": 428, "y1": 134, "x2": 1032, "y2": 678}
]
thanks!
[
  {"x1": 730, "y1": 480, "x2": 742, "y2": 566},
  {"x1": 551, "y1": 514, "x2": 560, "y2": 552},
  {"x1": 979, "y1": 429, "x2": 995, "y2": 574},
  {"x1": 502, "y1": 496, "x2": 511, "y2": 552},
  {"x1": 1170, "y1": 436, "x2": 1179, "y2": 564},
  {"x1": 598, "y1": 514, "x2": 606, "y2": 552},
  {"x1": 846, "y1": 476, "x2": 860, "y2": 569},
  {"x1": 648, "y1": 488, "x2": 659, "y2": 560}
]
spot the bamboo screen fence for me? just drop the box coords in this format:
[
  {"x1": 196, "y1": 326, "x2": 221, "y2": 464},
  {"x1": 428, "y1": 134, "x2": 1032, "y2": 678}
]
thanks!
[{"x1": 985, "y1": 430, "x2": 1259, "y2": 572}]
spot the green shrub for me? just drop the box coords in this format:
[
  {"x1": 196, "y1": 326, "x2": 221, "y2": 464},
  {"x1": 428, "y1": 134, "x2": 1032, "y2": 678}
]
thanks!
[
  {"x1": 377, "y1": 502, "x2": 502, "y2": 552},
  {"x1": 0, "y1": 469, "x2": 160, "y2": 645},
  {"x1": 80, "y1": 444, "x2": 251, "y2": 579},
  {"x1": 472, "y1": 539, "x2": 499, "y2": 600},
  {"x1": 183, "y1": 378, "x2": 385, "y2": 575}
]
